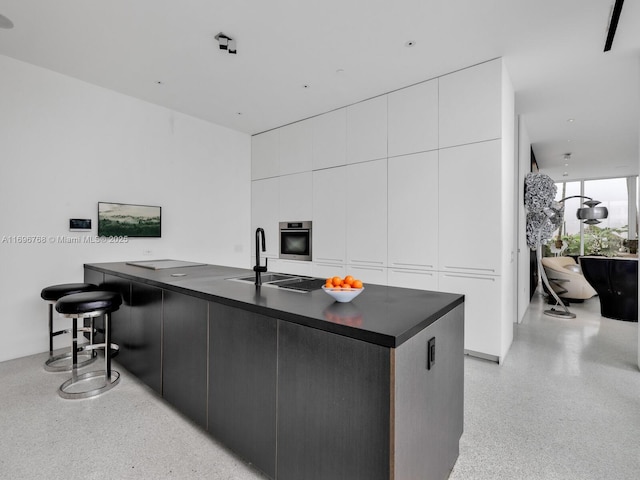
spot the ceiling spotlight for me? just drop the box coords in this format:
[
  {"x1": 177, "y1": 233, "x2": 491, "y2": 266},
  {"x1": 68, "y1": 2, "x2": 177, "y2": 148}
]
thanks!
[
  {"x1": 405, "y1": 40, "x2": 416, "y2": 47},
  {"x1": 215, "y1": 32, "x2": 237, "y2": 54},
  {"x1": 567, "y1": 118, "x2": 575, "y2": 123},
  {"x1": 563, "y1": 153, "x2": 571, "y2": 161}
]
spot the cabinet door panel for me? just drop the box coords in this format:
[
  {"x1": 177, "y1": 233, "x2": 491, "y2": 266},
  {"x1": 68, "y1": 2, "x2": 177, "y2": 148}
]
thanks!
[
  {"x1": 388, "y1": 151, "x2": 438, "y2": 270},
  {"x1": 129, "y1": 282, "x2": 162, "y2": 394},
  {"x1": 163, "y1": 291, "x2": 208, "y2": 427},
  {"x1": 209, "y1": 303, "x2": 277, "y2": 478},
  {"x1": 346, "y1": 96, "x2": 387, "y2": 164},
  {"x1": 438, "y1": 272, "x2": 501, "y2": 358},
  {"x1": 279, "y1": 171, "x2": 312, "y2": 221},
  {"x1": 251, "y1": 129, "x2": 279, "y2": 180},
  {"x1": 277, "y1": 321, "x2": 390, "y2": 480},
  {"x1": 279, "y1": 119, "x2": 313, "y2": 175},
  {"x1": 388, "y1": 268, "x2": 438, "y2": 291},
  {"x1": 313, "y1": 108, "x2": 346, "y2": 169},
  {"x1": 439, "y1": 59, "x2": 502, "y2": 148},
  {"x1": 388, "y1": 79, "x2": 438, "y2": 157},
  {"x1": 439, "y1": 140, "x2": 501, "y2": 274},
  {"x1": 312, "y1": 166, "x2": 347, "y2": 264},
  {"x1": 346, "y1": 159, "x2": 387, "y2": 266},
  {"x1": 102, "y1": 274, "x2": 131, "y2": 367},
  {"x1": 251, "y1": 177, "x2": 279, "y2": 259}
]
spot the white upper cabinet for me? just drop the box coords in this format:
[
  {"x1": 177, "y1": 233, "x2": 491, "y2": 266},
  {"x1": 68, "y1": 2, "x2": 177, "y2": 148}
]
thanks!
[
  {"x1": 279, "y1": 119, "x2": 313, "y2": 175},
  {"x1": 312, "y1": 167, "x2": 347, "y2": 265},
  {"x1": 439, "y1": 59, "x2": 502, "y2": 148},
  {"x1": 251, "y1": 177, "x2": 279, "y2": 258},
  {"x1": 251, "y1": 129, "x2": 279, "y2": 180},
  {"x1": 346, "y1": 159, "x2": 387, "y2": 267},
  {"x1": 388, "y1": 151, "x2": 439, "y2": 270},
  {"x1": 438, "y1": 139, "x2": 502, "y2": 275},
  {"x1": 346, "y1": 96, "x2": 387, "y2": 164},
  {"x1": 388, "y1": 79, "x2": 439, "y2": 157},
  {"x1": 279, "y1": 172, "x2": 313, "y2": 221},
  {"x1": 312, "y1": 108, "x2": 347, "y2": 170}
]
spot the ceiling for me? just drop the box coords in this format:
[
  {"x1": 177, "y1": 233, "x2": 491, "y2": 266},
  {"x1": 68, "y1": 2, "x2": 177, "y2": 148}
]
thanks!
[{"x1": 1, "y1": 0, "x2": 638, "y2": 181}]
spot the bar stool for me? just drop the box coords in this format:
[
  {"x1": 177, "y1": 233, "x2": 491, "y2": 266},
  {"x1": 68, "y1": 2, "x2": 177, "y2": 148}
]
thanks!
[
  {"x1": 55, "y1": 291, "x2": 122, "y2": 399},
  {"x1": 40, "y1": 283, "x2": 97, "y2": 372}
]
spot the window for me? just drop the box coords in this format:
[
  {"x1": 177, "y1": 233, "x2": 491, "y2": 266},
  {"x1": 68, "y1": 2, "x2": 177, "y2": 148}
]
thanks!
[{"x1": 549, "y1": 176, "x2": 637, "y2": 256}]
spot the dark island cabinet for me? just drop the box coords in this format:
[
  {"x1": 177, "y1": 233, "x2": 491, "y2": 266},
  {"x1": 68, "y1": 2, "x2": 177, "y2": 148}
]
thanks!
[
  {"x1": 102, "y1": 274, "x2": 132, "y2": 366},
  {"x1": 208, "y1": 303, "x2": 277, "y2": 478},
  {"x1": 276, "y1": 321, "x2": 391, "y2": 480},
  {"x1": 162, "y1": 290, "x2": 208, "y2": 427},
  {"x1": 128, "y1": 282, "x2": 162, "y2": 394}
]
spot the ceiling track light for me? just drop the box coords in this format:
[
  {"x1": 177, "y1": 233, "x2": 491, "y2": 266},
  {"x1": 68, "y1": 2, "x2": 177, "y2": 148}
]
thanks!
[{"x1": 215, "y1": 32, "x2": 237, "y2": 54}]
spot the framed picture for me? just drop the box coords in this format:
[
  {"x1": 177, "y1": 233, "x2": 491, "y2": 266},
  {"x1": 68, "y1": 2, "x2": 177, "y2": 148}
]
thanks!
[{"x1": 98, "y1": 202, "x2": 161, "y2": 238}]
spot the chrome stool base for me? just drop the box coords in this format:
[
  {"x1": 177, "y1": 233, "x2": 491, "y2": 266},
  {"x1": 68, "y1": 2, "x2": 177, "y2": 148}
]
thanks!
[
  {"x1": 44, "y1": 350, "x2": 96, "y2": 372},
  {"x1": 58, "y1": 370, "x2": 120, "y2": 400}
]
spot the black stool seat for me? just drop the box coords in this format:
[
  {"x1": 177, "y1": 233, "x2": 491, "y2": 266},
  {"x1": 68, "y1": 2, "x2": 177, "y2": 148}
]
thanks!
[
  {"x1": 56, "y1": 291, "x2": 122, "y2": 316},
  {"x1": 55, "y1": 290, "x2": 122, "y2": 399},
  {"x1": 41, "y1": 283, "x2": 96, "y2": 302},
  {"x1": 41, "y1": 283, "x2": 97, "y2": 372}
]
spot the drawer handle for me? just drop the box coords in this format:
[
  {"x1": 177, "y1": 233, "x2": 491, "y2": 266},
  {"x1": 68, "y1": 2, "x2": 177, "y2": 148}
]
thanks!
[
  {"x1": 444, "y1": 265, "x2": 495, "y2": 273},
  {"x1": 444, "y1": 274, "x2": 495, "y2": 281}
]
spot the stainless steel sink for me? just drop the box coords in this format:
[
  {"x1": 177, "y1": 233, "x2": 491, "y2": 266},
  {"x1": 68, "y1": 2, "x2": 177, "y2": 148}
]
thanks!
[
  {"x1": 227, "y1": 273, "x2": 325, "y2": 292},
  {"x1": 230, "y1": 273, "x2": 297, "y2": 283}
]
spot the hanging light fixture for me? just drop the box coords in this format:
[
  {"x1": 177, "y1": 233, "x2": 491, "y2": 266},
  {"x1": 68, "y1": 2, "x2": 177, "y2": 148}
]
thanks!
[{"x1": 576, "y1": 199, "x2": 609, "y2": 224}]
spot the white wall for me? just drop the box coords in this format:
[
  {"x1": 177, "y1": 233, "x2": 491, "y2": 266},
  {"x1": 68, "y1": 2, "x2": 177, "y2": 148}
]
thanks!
[
  {"x1": 517, "y1": 116, "x2": 532, "y2": 323},
  {"x1": 0, "y1": 55, "x2": 251, "y2": 362}
]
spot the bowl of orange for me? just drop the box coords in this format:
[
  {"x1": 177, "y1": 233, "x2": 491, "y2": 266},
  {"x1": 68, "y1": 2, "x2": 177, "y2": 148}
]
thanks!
[{"x1": 322, "y1": 275, "x2": 364, "y2": 303}]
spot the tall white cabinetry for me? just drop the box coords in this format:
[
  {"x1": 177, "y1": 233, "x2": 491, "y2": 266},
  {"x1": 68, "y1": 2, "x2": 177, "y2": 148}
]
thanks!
[
  {"x1": 251, "y1": 58, "x2": 515, "y2": 363},
  {"x1": 387, "y1": 151, "x2": 439, "y2": 291},
  {"x1": 346, "y1": 159, "x2": 388, "y2": 285}
]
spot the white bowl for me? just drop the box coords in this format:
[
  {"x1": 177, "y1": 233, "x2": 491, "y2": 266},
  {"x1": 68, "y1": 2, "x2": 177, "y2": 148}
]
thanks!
[{"x1": 321, "y1": 285, "x2": 364, "y2": 303}]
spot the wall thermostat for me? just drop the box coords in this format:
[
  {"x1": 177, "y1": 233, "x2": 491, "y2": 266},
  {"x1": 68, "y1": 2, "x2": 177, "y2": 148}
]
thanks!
[{"x1": 69, "y1": 218, "x2": 92, "y2": 231}]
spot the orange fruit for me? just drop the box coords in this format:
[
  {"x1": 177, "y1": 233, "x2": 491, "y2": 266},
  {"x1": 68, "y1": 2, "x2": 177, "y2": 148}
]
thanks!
[
  {"x1": 331, "y1": 276, "x2": 343, "y2": 287},
  {"x1": 352, "y1": 279, "x2": 363, "y2": 289},
  {"x1": 343, "y1": 275, "x2": 354, "y2": 286},
  {"x1": 342, "y1": 283, "x2": 352, "y2": 289}
]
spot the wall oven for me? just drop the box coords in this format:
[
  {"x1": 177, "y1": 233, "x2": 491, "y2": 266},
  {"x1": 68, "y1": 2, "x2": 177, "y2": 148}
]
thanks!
[{"x1": 279, "y1": 221, "x2": 312, "y2": 261}]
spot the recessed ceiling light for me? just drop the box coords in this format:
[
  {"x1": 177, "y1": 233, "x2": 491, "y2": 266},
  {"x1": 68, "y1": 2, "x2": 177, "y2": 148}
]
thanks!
[
  {"x1": 336, "y1": 68, "x2": 345, "y2": 74},
  {"x1": 0, "y1": 14, "x2": 14, "y2": 29},
  {"x1": 302, "y1": 84, "x2": 310, "y2": 89},
  {"x1": 567, "y1": 118, "x2": 575, "y2": 123},
  {"x1": 236, "y1": 112, "x2": 243, "y2": 116},
  {"x1": 155, "y1": 81, "x2": 163, "y2": 85},
  {"x1": 405, "y1": 40, "x2": 416, "y2": 47},
  {"x1": 563, "y1": 172, "x2": 569, "y2": 177}
]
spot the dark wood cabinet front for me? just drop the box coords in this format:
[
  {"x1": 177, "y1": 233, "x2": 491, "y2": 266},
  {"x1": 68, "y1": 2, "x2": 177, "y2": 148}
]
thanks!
[
  {"x1": 162, "y1": 290, "x2": 208, "y2": 427},
  {"x1": 208, "y1": 303, "x2": 277, "y2": 478},
  {"x1": 128, "y1": 282, "x2": 162, "y2": 394}
]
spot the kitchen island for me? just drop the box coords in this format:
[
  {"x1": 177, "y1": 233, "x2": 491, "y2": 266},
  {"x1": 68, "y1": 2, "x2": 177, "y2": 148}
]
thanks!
[{"x1": 84, "y1": 260, "x2": 464, "y2": 480}]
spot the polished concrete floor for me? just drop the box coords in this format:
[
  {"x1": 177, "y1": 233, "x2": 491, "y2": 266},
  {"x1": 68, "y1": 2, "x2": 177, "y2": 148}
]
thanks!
[{"x1": 1, "y1": 292, "x2": 638, "y2": 479}]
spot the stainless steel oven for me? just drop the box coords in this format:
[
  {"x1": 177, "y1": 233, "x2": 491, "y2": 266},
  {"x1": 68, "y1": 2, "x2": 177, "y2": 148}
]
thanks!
[{"x1": 279, "y1": 221, "x2": 312, "y2": 261}]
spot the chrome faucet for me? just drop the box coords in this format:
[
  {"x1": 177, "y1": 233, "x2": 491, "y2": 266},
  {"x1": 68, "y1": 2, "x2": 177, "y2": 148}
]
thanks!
[{"x1": 253, "y1": 228, "x2": 268, "y2": 286}]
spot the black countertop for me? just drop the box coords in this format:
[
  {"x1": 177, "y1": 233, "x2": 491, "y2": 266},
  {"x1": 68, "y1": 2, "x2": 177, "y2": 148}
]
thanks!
[{"x1": 85, "y1": 261, "x2": 464, "y2": 348}]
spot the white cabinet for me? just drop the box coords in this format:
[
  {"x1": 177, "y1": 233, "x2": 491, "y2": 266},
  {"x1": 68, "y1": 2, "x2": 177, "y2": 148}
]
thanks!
[
  {"x1": 388, "y1": 151, "x2": 439, "y2": 271},
  {"x1": 252, "y1": 130, "x2": 279, "y2": 180},
  {"x1": 438, "y1": 140, "x2": 502, "y2": 275},
  {"x1": 312, "y1": 262, "x2": 346, "y2": 279},
  {"x1": 438, "y1": 272, "x2": 502, "y2": 360},
  {"x1": 346, "y1": 96, "x2": 387, "y2": 164},
  {"x1": 312, "y1": 166, "x2": 347, "y2": 265},
  {"x1": 388, "y1": 79, "x2": 439, "y2": 157},
  {"x1": 388, "y1": 268, "x2": 438, "y2": 291},
  {"x1": 279, "y1": 119, "x2": 313, "y2": 175},
  {"x1": 312, "y1": 108, "x2": 347, "y2": 170},
  {"x1": 270, "y1": 259, "x2": 313, "y2": 276},
  {"x1": 279, "y1": 172, "x2": 312, "y2": 221},
  {"x1": 439, "y1": 59, "x2": 502, "y2": 148},
  {"x1": 348, "y1": 265, "x2": 387, "y2": 286},
  {"x1": 251, "y1": 177, "x2": 279, "y2": 259},
  {"x1": 346, "y1": 159, "x2": 387, "y2": 267}
]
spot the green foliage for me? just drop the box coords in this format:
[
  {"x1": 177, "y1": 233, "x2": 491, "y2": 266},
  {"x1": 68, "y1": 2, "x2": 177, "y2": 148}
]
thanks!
[
  {"x1": 98, "y1": 218, "x2": 161, "y2": 237},
  {"x1": 544, "y1": 224, "x2": 628, "y2": 257}
]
